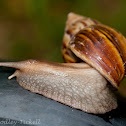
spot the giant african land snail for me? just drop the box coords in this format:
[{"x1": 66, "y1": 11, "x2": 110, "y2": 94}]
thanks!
[{"x1": 0, "y1": 13, "x2": 126, "y2": 114}]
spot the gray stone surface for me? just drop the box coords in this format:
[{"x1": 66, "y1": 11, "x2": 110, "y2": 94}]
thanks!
[{"x1": 0, "y1": 67, "x2": 126, "y2": 126}]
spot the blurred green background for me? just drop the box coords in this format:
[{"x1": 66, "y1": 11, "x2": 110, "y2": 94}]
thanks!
[
  {"x1": 0, "y1": 0, "x2": 126, "y2": 62},
  {"x1": 0, "y1": 0, "x2": 126, "y2": 97}
]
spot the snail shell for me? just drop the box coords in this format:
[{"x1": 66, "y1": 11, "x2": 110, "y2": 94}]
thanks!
[
  {"x1": 62, "y1": 13, "x2": 100, "y2": 63},
  {"x1": 0, "y1": 13, "x2": 125, "y2": 114},
  {"x1": 62, "y1": 13, "x2": 126, "y2": 88}
]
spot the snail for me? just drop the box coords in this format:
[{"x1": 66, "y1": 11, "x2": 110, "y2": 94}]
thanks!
[{"x1": 0, "y1": 13, "x2": 126, "y2": 114}]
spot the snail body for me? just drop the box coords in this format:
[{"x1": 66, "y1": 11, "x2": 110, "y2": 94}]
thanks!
[
  {"x1": 0, "y1": 60, "x2": 117, "y2": 114},
  {"x1": 0, "y1": 13, "x2": 126, "y2": 114}
]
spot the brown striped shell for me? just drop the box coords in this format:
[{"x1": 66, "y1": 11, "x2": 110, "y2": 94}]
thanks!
[
  {"x1": 62, "y1": 13, "x2": 100, "y2": 63},
  {"x1": 62, "y1": 13, "x2": 126, "y2": 88}
]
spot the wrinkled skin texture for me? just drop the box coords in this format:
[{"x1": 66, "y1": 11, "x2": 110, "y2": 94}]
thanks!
[{"x1": 0, "y1": 60, "x2": 117, "y2": 114}]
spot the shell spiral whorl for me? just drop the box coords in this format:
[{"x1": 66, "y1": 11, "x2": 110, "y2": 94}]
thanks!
[
  {"x1": 62, "y1": 13, "x2": 100, "y2": 63},
  {"x1": 62, "y1": 13, "x2": 126, "y2": 88}
]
